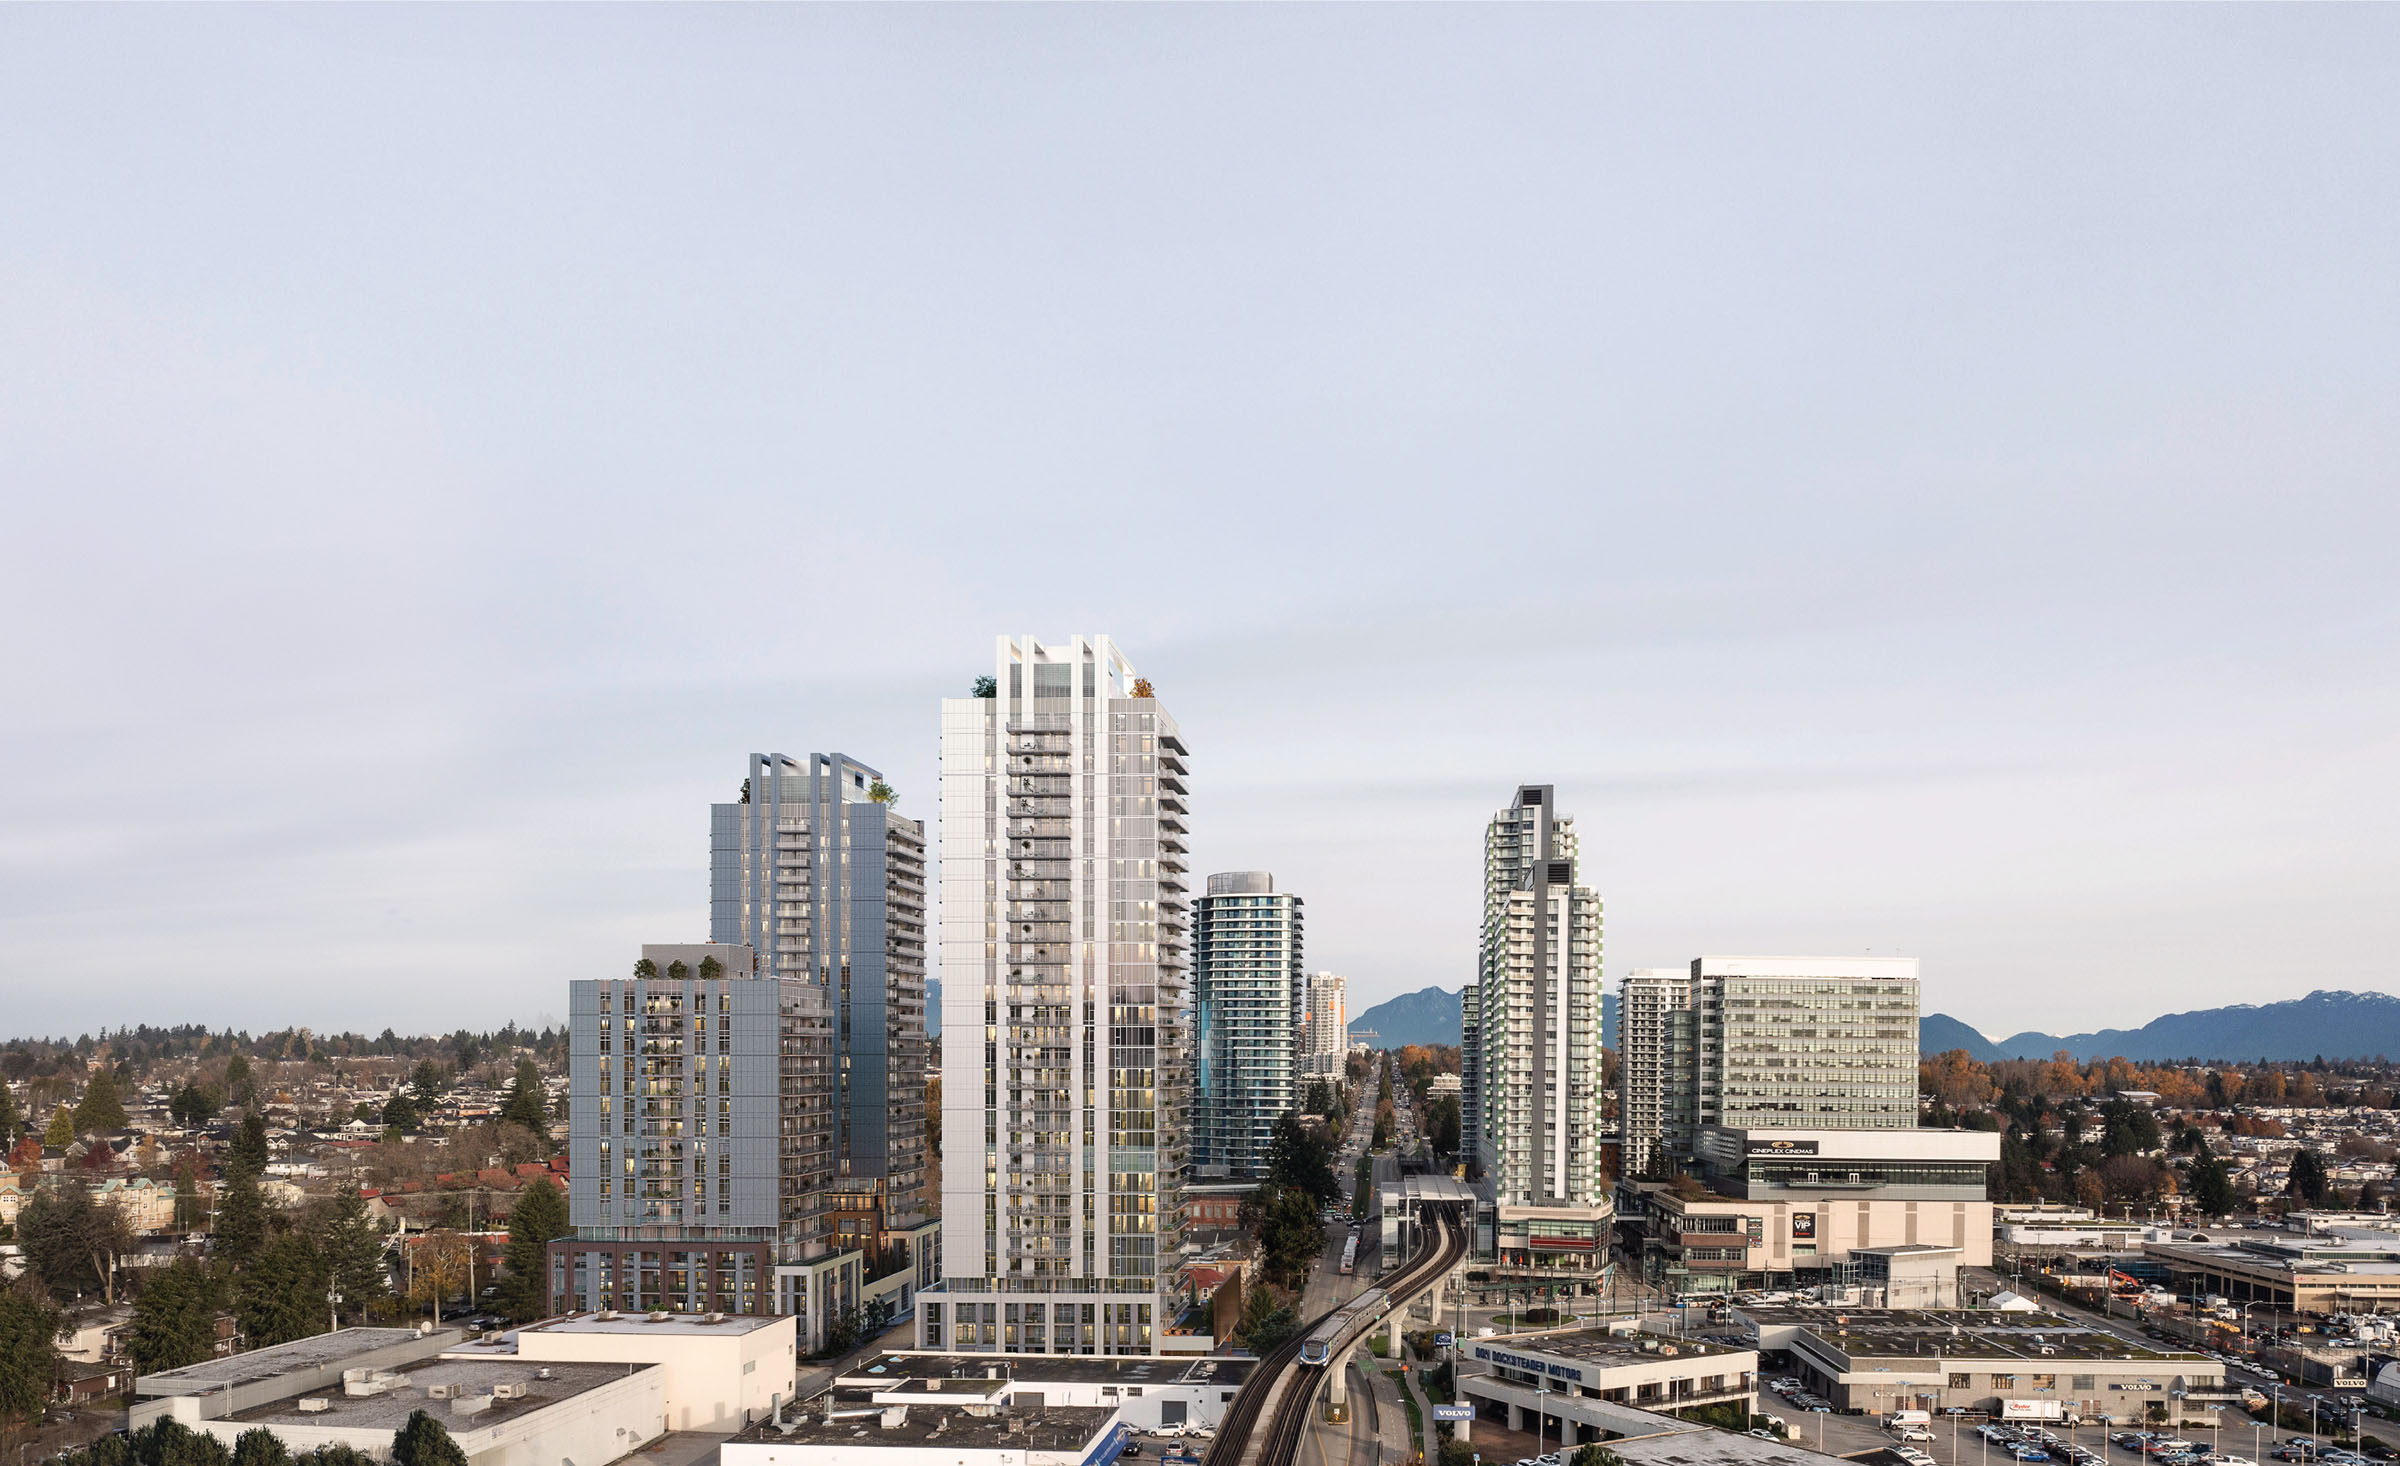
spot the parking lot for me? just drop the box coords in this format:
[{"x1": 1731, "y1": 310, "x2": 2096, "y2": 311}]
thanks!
[{"x1": 1758, "y1": 1375, "x2": 2350, "y2": 1466}]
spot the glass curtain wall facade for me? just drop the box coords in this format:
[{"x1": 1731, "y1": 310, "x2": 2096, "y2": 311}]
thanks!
[
  {"x1": 1468, "y1": 786, "x2": 1607, "y2": 1208},
  {"x1": 926, "y1": 635, "x2": 1192, "y2": 1356},
  {"x1": 709, "y1": 754, "x2": 930, "y2": 1249},
  {"x1": 1194, "y1": 872, "x2": 1303, "y2": 1179}
]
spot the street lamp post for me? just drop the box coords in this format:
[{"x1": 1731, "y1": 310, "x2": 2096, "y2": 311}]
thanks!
[{"x1": 1536, "y1": 1379, "x2": 1550, "y2": 1462}]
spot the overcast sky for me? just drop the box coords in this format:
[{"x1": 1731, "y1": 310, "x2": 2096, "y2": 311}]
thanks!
[{"x1": 4, "y1": 7, "x2": 2396, "y2": 1042}]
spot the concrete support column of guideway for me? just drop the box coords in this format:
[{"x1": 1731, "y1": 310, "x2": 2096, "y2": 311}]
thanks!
[
  {"x1": 1330, "y1": 1341, "x2": 1353, "y2": 1406},
  {"x1": 1387, "y1": 1314, "x2": 1402, "y2": 1354}
]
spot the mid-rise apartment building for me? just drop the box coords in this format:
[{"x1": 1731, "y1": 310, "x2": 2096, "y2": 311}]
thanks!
[
  {"x1": 924, "y1": 635, "x2": 1194, "y2": 1356},
  {"x1": 1193, "y1": 872, "x2": 1304, "y2": 1179},
  {"x1": 1467, "y1": 786, "x2": 1607, "y2": 1209},
  {"x1": 555, "y1": 943, "x2": 867, "y2": 1350},
  {"x1": 709, "y1": 753, "x2": 930, "y2": 1252}
]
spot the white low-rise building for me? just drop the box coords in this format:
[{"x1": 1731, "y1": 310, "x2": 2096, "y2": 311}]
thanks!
[
  {"x1": 444, "y1": 1311, "x2": 797, "y2": 1432},
  {"x1": 723, "y1": 1402, "x2": 1127, "y2": 1466},
  {"x1": 132, "y1": 1328, "x2": 669, "y2": 1466},
  {"x1": 828, "y1": 1352, "x2": 1253, "y2": 1432},
  {"x1": 1457, "y1": 1328, "x2": 1758, "y2": 1445}
]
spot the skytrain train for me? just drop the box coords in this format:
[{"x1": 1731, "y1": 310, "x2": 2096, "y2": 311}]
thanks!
[{"x1": 1298, "y1": 1288, "x2": 1388, "y2": 1365}]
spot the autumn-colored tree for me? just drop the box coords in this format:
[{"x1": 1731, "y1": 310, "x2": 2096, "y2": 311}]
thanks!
[
  {"x1": 1920, "y1": 1050, "x2": 1996, "y2": 1111},
  {"x1": 408, "y1": 1230, "x2": 473, "y2": 1323}
]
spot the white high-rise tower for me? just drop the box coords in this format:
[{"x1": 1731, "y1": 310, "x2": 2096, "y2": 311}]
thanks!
[
  {"x1": 1300, "y1": 971, "x2": 1347, "y2": 1077},
  {"x1": 924, "y1": 635, "x2": 1192, "y2": 1356},
  {"x1": 1468, "y1": 785, "x2": 1607, "y2": 1208}
]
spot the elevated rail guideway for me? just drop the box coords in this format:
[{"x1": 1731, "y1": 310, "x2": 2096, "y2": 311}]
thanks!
[{"x1": 1206, "y1": 1204, "x2": 1467, "y2": 1466}]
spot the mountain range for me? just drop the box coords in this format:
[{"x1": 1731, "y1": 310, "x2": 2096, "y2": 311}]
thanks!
[
  {"x1": 943, "y1": 976, "x2": 2399, "y2": 1064},
  {"x1": 1350, "y1": 985, "x2": 1461, "y2": 1048},
  {"x1": 1344, "y1": 984, "x2": 1615, "y2": 1050},
  {"x1": 1921, "y1": 990, "x2": 2400, "y2": 1064}
]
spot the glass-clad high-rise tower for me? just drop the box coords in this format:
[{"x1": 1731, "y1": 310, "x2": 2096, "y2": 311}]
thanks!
[
  {"x1": 923, "y1": 635, "x2": 1192, "y2": 1356},
  {"x1": 1194, "y1": 871, "x2": 1304, "y2": 1179}
]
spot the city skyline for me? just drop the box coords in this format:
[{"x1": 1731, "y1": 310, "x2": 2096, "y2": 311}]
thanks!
[{"x1": 8, "y1": 7, "x2": 2399, "y2": 1037}]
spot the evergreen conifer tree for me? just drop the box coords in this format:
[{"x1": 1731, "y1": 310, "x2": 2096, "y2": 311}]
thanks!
[
  {"x1": 127, "y1": 1258, "x2": 224, "y2": 1373},
  {"x1": 311, "y1": 1190, "x2": 390, "y2": 1321},
  {"x1": 74, "y1": 1071, "x2": 130, "y2": 1134},
  {"x1": 391, "y1": 1411, "x2": 469, "y2": 1466},
  {"x1": 238, "y1": 1233, "x2": 331, "y2": 1347},
  {"x1": 495, "y1": 1177, "x2": 568, "y2": 1322},
  {"x1": 232, "y1": 1111, "x2": 270, "y2": 1172},
  {"x1": 215, "y1": 1163, "x2": 269, "y2": 1269},
  {"x1": 0, "y1": 1284, "x2": 65, "y2": 1432},
  {"x1": 499, "y1": 1060, "x2": 550, "y2": 1147}
]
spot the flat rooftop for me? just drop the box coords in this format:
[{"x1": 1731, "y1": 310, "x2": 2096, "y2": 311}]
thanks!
[
  {"x1": 138, "y1": 1329, "x2": 441, "y2": 1394},
  {"x1": 733, "y1": 1400, "x2": 1115, "y2": 1451},
  {"x1": 2147, "y1": 1238, "x2": 2400, "y2": 1275},
  {"x1": 1744, "y1": 1308, "x2": 2212, "y2": 1365},
  {"x1": 848, "y1": 1352, "x2": 1254, "y2": 1390},
  {"x1": 223, "y1": 1358, "x2": 645, "y2": 1432},
  {"x1": 523, "y1": 1311, "x2": 789, "y2": 1337},
  {"x1": 1474, "y1": 1330, "x2": 1752, "y2": 1367},
  {"x1": 1608, "y1": 1430, "x2": 1863, "y2": 1466}
]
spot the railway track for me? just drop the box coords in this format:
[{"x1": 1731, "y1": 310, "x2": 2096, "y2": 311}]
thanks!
[{"x1": 1206, "y1": 1205, "x2": 1469, "y2": 1466}]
